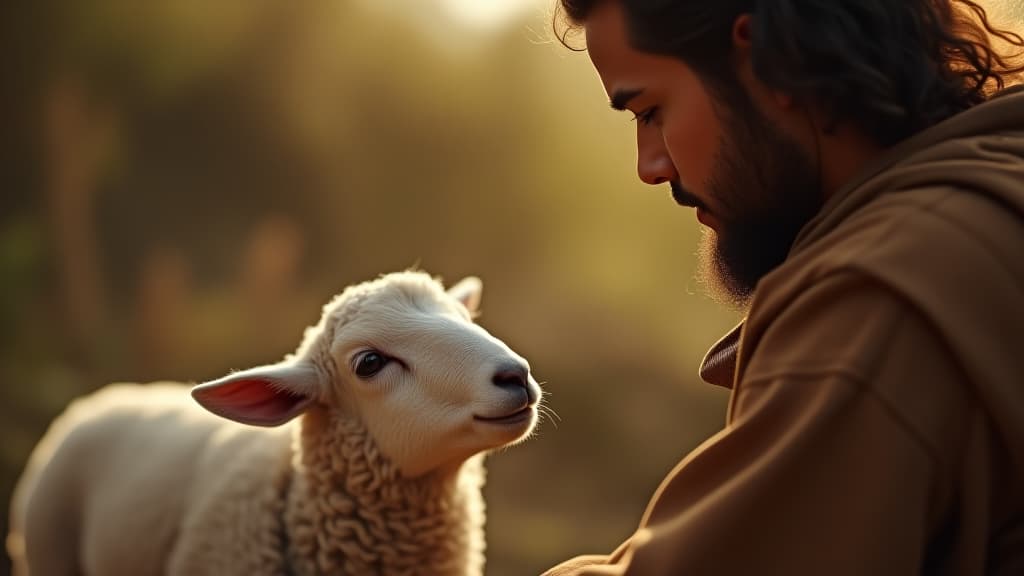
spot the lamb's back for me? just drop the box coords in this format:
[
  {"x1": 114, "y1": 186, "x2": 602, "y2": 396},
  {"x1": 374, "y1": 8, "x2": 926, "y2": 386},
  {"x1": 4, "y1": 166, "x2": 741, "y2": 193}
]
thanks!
[{"x1": 15, "y1": 383, "x2": 292, "y2": 576}]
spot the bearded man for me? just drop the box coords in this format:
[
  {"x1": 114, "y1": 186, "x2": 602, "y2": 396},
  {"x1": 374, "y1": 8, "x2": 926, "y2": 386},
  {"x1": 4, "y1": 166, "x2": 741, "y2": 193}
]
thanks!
[{"x1": 545, "y1": 1, "x2": 1024, "y2": 574}]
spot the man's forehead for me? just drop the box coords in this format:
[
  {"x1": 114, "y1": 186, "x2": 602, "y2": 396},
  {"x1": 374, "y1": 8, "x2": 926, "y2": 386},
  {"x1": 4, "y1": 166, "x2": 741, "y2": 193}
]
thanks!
[
  {"x1": 583, "y1": 1, "x2": 629, "y2": 71},
  {"x1": 583, "y1": 1, "x2": 641, "y2": 101}
]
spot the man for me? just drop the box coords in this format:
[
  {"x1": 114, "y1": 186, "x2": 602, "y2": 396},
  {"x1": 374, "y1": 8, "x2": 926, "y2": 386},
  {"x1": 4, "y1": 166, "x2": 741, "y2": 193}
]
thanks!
[{"x1": 545, "y1": 1, "x2": 1024, "y2": 574}]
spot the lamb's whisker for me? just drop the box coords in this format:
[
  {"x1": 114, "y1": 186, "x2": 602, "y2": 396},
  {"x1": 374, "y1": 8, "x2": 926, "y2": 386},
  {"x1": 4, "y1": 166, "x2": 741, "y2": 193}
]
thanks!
[{"x1": 537, "y1": 403, "x2": 561, "y2": 428}]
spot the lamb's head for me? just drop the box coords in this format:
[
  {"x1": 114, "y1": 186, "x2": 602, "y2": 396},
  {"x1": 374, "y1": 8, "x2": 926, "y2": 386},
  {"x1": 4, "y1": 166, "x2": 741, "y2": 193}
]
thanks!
[{"x1": 192, "y1": 271, "x2": 542, "y2": 477}]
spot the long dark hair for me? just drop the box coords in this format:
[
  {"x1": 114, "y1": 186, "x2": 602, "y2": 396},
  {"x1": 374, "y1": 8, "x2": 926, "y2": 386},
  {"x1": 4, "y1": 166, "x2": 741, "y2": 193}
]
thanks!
[{"x1": 555, "y1": 0, "x2": 1024, "y2": 146}]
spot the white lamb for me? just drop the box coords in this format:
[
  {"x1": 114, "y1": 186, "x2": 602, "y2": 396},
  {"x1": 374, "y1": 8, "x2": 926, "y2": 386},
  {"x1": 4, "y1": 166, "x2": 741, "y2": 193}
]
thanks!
[{"x1": 8, "y1": 270, "x2": 542, "y2": 576}]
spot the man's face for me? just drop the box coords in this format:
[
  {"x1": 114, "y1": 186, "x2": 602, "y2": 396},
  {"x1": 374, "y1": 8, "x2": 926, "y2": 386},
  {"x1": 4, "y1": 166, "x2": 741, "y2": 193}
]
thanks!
[{"x1": 584, "y1": 2, "x2": 822, "y2": 306}]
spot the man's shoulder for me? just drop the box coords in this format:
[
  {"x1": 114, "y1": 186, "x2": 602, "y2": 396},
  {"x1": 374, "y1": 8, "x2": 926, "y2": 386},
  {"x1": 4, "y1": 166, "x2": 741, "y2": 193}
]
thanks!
[
  {"x1": 745, "y1": 183, "x2": 1023, "y2": 382},
  {"x1": 862, "y1": 185, "x2": 1022, "y2": 264},
  {"x1": 775, "y1": 185, "x2": 1023, "y2": 300}
]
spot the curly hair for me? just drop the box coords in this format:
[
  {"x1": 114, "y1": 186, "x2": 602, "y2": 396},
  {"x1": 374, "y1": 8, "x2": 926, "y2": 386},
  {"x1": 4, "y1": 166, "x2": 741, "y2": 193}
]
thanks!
[{"x1": 554, "y1": 0, "x2": 1024, "y2": 146}]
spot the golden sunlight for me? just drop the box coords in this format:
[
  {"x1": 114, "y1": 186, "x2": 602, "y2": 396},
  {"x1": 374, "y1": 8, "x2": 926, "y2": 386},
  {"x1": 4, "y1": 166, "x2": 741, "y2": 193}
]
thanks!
[{"x1": 439, "y1": 0, "x2": 540, "y2": 31}]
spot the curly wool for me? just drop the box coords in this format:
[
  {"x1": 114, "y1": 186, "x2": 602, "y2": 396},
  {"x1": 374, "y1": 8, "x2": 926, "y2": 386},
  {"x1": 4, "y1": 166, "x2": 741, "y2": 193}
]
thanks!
[
  {"x1": 285, "y1": 406, "x2": 486, "y2": 575},
  {"x1": 163, "y1": 405, "x2": 487, "y2": 576}
]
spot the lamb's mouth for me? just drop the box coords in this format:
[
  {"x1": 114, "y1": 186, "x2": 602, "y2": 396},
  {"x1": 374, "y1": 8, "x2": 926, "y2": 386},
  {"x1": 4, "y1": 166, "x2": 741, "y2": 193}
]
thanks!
[{"x1": 473, "y1": 405, "x2": 534, "y2": 425}]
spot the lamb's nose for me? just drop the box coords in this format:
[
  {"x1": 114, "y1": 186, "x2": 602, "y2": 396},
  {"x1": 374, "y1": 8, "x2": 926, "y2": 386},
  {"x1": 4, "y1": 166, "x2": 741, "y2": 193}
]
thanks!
[{"x1": 492, "y1": 362, "x2": 529, "y2": 389}]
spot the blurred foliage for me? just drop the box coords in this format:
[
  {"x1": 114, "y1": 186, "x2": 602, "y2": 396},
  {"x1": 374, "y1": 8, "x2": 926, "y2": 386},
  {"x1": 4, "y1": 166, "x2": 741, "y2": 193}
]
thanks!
[{"x1": 0, "y1": 1, "x2": 750, "y2": 574}]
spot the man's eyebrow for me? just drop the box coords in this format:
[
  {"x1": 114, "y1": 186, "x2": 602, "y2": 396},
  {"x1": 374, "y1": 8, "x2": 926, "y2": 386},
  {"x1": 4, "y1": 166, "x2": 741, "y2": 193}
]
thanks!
[{"x1": 610, "y1": 88, "x2": 643, "y2": 111}]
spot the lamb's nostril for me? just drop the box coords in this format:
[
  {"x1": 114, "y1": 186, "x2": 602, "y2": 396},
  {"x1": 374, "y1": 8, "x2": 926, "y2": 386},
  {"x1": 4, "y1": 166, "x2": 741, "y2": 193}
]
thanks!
[{"x1": 492, "y1": 363, "x2": 529, "y2": 389}]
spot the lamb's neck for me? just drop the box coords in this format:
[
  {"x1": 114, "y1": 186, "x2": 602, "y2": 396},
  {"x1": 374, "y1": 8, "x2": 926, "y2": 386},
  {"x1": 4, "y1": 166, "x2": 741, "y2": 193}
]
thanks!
[{"x1": 285, "y1": 408, "x2": 486, "y2": 576}]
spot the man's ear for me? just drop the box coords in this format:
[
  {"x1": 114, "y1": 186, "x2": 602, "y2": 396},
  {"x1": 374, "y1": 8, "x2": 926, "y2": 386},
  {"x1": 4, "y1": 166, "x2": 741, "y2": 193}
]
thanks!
[
  {"x1": 191, "y1": 363, "x2": 321, "y2": 427},
  {"x1": 448, "y1": 276, "x2": 483, "y2": 317},
  {"x1": 732, "y1": 12, "x2": 754, "y2": 46},
  {"x1": 733, "y1": 13, "x2": 794, "y2": 109}
]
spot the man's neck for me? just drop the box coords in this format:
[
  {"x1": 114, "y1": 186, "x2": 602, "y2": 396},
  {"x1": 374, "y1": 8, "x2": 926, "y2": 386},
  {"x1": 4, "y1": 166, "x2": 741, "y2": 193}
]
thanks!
[{"x1": 818, "y1": 122, "x2": 888, "y2": 201}]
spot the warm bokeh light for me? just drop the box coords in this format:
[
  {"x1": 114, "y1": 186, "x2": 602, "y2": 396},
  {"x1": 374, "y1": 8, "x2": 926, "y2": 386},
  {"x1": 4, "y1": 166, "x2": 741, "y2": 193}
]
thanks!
[
  {"x1": 441, "y1": 0, "x2": 542, "y2": 30},
  {"x1": 0, "y1": 2, "x2": 737, "y2": 573}
]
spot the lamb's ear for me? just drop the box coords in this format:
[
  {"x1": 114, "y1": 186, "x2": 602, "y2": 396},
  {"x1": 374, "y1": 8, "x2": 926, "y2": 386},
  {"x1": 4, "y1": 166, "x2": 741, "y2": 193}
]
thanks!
[
  {"x1": 448, "y1": 276, "x2": 482, "y2": 316},
  {"x1": 191, "y1": 363, "x2": 320, "y2": 427}
]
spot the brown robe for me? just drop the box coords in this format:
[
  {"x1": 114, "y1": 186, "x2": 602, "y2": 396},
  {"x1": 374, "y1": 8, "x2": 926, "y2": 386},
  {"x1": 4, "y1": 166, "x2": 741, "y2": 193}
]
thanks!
[{"x1": 545, "y1": 86, "x2": 1024, "y2": 575}]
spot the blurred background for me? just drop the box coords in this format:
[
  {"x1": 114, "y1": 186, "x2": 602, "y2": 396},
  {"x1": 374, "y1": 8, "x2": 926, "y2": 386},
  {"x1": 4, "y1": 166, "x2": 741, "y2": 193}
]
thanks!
[{"x1": 3, "y1": 0, "x2": 1015, "y2": 574}]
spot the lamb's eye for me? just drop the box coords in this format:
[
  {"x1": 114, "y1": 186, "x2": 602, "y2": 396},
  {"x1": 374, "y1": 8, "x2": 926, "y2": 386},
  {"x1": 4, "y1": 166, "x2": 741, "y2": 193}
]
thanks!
[{"x1": 354, "y1": 351, "x2": 389, "y2": 379}]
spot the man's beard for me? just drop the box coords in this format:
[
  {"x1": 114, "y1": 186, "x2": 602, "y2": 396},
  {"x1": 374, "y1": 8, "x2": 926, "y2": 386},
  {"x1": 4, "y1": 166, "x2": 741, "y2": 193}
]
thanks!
[{"x1": 691, "y1": 84, "x2": 823, "y2": 309}]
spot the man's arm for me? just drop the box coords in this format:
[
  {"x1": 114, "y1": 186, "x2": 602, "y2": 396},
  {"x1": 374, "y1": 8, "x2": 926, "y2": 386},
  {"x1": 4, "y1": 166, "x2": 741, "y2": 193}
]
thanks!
[{"x1": 545, "y1": 272, "x2": 967, "y2": 575}]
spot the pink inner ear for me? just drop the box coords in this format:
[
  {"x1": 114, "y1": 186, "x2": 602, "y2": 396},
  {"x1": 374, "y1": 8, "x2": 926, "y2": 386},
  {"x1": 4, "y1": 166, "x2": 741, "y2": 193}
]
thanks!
[{"x1": 194, "y1": 377, "x2": 310, "y2": 426}]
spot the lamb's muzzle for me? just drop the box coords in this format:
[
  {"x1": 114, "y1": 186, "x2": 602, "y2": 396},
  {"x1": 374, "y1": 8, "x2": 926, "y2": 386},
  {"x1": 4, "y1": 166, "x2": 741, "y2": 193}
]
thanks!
[{"x1": 474, "y1": 362, "x2": 539, "y2": 424}]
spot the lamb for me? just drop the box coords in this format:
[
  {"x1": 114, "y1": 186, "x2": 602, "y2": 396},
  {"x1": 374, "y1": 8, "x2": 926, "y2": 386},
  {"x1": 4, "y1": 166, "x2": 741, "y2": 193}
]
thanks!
[{"x1": 7, "y1": 270, "x2": 542, "y2": 576}]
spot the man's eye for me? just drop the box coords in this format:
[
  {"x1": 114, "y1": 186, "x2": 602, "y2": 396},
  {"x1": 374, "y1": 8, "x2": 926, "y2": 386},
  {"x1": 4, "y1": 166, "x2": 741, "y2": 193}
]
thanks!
[
  {"x1": 631, "y1": 107, "x2": 659, "y2": 126},
  {"x1": 354, "y1": 351, "x2": 390, "y2": 378}
]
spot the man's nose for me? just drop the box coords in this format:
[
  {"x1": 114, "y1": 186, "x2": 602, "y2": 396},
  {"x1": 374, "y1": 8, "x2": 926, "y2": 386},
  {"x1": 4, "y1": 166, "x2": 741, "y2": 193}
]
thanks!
[{"x1": 636, "y1": 127, "x2": 677, "y2": 185}]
